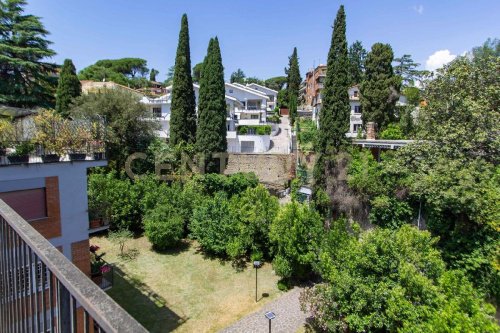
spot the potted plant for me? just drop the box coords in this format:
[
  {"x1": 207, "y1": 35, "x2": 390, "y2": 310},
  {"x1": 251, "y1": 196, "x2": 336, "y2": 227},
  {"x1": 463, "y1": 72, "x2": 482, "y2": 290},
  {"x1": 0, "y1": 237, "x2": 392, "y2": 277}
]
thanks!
[
  {"x1": 90, "y1": 245, "x2": 107, "y2": 285},
  {"x1": 90, "y1": 120, "x2": 106, "y2": 160},
  {"x1": 0, "y1": 119, "x2": 15, "y2": 157},
  {"x1": 34, "y1": 110, "x2": 65, "y2": 163},
  {"x1": 7, "y1": 141, "x2": 34, "y2": 164},
  {"x1": 66, "y1": 121, "x2": 91, "y2": 161}
]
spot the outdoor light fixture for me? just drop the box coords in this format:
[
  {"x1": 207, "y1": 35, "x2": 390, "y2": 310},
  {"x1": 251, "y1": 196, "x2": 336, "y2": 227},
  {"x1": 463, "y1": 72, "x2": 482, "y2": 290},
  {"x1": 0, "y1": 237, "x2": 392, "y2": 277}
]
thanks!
[
  {"x1": 253, "y1": 260, "x2": 261, "y2": 302},
  {"x1": 264, "y1": 311, "x2": 276, "y2": 333}
]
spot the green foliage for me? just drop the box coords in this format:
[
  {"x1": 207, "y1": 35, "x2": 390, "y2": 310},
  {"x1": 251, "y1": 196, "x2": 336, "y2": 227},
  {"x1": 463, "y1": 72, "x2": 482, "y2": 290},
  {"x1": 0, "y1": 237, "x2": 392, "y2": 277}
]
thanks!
[
  {"x1": 285, "y1": 47, "x2": 301, "y2": 108},
  {"x1": 369, "y1": 195, "x2": 413, "y2": 228},
  {"x1": 227, "y1": 185, "x2": 279, "y2": 259},
  {"x1": 9, "y1": 141, "x2": 34, "y2": 156},
  {"x1": 471, "y1": 37, "x2": 500, "y2": 60},
  {"x1": 192, "y1": 172, "x2": 258, "y2": 197},
  {"x1": 297, "y1": 118, "x2": 318, "y2": 151},
  {"x1": 303, "y1": 225, "x2": 498, "y2": 332},
  {"x1": 78, "y1": 58, "x2": 150, "y2": 88},
  {"x1": 360, "y1": 43, "x2": 401, "y2": 130},
  {"x1": 0, "y1": 0, "x2": 57, "y2": 108},
  {"x1": 144, "y1": 205, "x2": 184, "y2": 250},
  {"x1": 394, "y1": 54, "x2": 429, "y2": 87},
  {"x1": 190, "y1": 192, "x2": 238, "y2": 256},
  {"x1": 289, "y1": 93, "x2": 297, "y2": 126},
  {"x1": 196, "y1": 37, "x2": 227, "y2": 155},
  {"x1": 108, "y1": 229, "x2": 133, "y2": 256},
  {"x1": 379, "y1": 123, "x2": 405, "y2": 139},
  {"x1": 149, "y1": 68, "x2": 159, "y2": 82},
  {"x1": 170, "y1": 14, "x2": 197, "y2": 146},
  {"x1": 316, "y1": 5, "x2": 350, "y2": 156},
  {"x1": 403, "y1": 86, "x2": 420, "y2": 106},
  {"x1": 192, "y1": 62, "x2": 203, "y2": 83},
  {"x1": 71, "y1": 89, "x2": 158, "y2": 171},
  {"x1": 56, "y1": 59, "x2": 81, "y2": 117},
  {"x1": 0, "y1": 119, "x2": 15, "y2": 148},
  {"x1": 348, "y1": 40, "x2": 367, "y2": 85},
  {"x1": 230, "y1": 68, "x2": 245, "y2": 84},
  {"x1": 264, "y1": 76, "x2": 287, "y2": 91},
  {"x1": 88, "y1": 172, "x2": 143, "y2": 231},
  {"x1": 236, "y1": 125, "x2": 271, "y2": 135},
  {"x1": 277, "y1": 89, "x2": 288, "y2": 109},
  {"x1": 270, "y1": 201, "x2": 323, "y2": 281}
]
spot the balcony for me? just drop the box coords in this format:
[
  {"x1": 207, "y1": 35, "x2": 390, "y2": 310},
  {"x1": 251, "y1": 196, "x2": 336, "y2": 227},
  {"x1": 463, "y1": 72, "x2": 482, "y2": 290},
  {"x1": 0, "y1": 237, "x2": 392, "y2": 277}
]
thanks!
[
  {"x1": 0, "y1": 142, "x2": 106, "y2": 167},
  {"x1": 0, "y1": 199, "x2": 146, "y2": 332}
]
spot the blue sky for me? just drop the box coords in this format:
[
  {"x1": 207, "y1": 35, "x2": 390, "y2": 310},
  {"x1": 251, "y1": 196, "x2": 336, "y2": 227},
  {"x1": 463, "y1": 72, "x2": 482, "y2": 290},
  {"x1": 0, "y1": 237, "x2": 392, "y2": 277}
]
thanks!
[{"x1": 27, "y1": 0, "x2": 499, "y2": 81}]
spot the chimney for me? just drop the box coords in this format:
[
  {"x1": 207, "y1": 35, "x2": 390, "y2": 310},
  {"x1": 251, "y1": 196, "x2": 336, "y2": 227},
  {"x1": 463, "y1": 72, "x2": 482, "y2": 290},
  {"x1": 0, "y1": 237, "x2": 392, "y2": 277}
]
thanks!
[{"x1": 366, "y1": 122, "x2": 376, "y2": 140}]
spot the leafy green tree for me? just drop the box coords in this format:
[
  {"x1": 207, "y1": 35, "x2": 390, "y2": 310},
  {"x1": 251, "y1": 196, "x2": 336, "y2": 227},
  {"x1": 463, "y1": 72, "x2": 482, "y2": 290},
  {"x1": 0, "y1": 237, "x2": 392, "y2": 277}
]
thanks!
[
  {"x1": 264, "y1": 76, "x2": 287, "y2": 91},
  {"x1": 164, "y1": 66, "x2": 175, "y2": 85},
  {"x1": 192, "y1": 62, "x2": 203, "y2": 83},
  {"x1": 230, "y1": 68, "x2": 245, "y2": 83},
  {"x1": 348, "y1": 40, "x2": 367, "y2": 85},
  {"x1": 316, "y1": 6, "x2": 350, "y2": 156},
  {"x1": 108, "y1": 229, "x2": 133, "y2": 256},
  {"x1": 0, "y1": 0, "x2": 57, "y2": 108},
  {"x1": 360, "y1": 43, "x2": 401, "y2": 131},
  {"x1": 144, "y1": 204, "x2": 184, "y2": 250},
  {"x1": 190, "y1": 192, "x2": 238, "y2": 256},
  {"x1": 270, "y1": 201, "x2": 323, "y2": 281},
  {"x1": 244, "y1": 76, "x2": 263, "y2": 85},
  {"x1": 55, "y1": 59, "x2": 81, "y2": 117},
  {"x1": 196, "y1": 37, "x2": 227, "y2": 157},
  {"x1": 394, "y1": 54, "x2": 428, "y2": 86},
  {"x1": 149, "y1": 68, "x2": 159, "y2": 82},
  {"x1": 87, "y1": 172, "x2": 143, "y2": 231},
  {"x1": 192, "y1": 172, "x2": 258, "y2": 197},
  {"x1": 289, "y1": 93, "x2": 297, "y2": 126},
  {"x1": 170, "y1": 14, "x2": 197, "y2": 145},
  {"x1": 285, "y1": 47, "x2": 302, "y2": 108},
  {"x1": 71, "y1": 89, "x2": 158, "y2": 171},
  {"x1": 379, "y1": 123, "x2": 405, "y2": 140},
  {"x1": 471, "y1": 37, "x2": 499, "y2": 60},
  {"x1": 302, "y1": 224, "x2": 498, "y2": 332},
  {"x1": 227, "y1": 185, "x2": 279, "y2": 259},
  {"x1": 277, "y1": 89, "x2": 288, "y2": 108},
  {"x1": 78, "y1": 58, "x2": 150, "y2": 88}
]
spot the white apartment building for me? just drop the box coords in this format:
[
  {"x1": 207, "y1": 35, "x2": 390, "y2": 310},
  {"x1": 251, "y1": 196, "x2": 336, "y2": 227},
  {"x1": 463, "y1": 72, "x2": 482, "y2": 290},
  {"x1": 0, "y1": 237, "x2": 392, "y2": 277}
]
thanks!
[
  {"x1": 141, "y1": 83, "x2": 275, "y2": 153},
  {"x1": 245, "y1": 83, "x2": 278, "y2": 111}
]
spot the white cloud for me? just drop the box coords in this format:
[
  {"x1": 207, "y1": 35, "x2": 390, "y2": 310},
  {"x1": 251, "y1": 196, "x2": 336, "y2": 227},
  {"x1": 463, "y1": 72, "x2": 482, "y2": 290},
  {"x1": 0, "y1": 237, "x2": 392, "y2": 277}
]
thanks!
[
  {"x1": 425, "y1": 50, "x2": 457, "y2": 71},
  {"x1": 413, "y1": 4, "x2": 424, "y2": 15}
]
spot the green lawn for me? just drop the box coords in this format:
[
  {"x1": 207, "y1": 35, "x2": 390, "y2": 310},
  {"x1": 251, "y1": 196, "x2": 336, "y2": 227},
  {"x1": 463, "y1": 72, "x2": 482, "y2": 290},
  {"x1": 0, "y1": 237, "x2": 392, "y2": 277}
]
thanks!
[{"x1": 91, "y1": 235, "x2": 282, "y2": 333}]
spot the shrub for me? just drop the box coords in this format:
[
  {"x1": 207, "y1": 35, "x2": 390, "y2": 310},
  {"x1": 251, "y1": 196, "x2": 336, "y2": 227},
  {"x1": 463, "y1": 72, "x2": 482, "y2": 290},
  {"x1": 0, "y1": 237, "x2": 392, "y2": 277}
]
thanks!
[
  {"x1": 190, "y1": 192, "x2": 238, "y2": 256},
  {"x1": 236, "y1": 125, "x2": 271, "y2": 135},
  {"x1": 108, "y1": 229, "x2": 133, "y2": 256},
  {"x1": 144, "y1": 205, "x2": 184, "y2": 250},
  {"x1": 380, "y1": 123, "x2": 405, "y2": 140}
]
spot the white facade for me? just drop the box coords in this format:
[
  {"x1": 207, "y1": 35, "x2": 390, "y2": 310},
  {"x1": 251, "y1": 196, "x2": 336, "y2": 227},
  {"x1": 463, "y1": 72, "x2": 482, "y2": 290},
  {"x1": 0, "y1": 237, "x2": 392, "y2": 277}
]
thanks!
[{"x1": 245, "y1": 83, "x2": 278, "y2": 111}]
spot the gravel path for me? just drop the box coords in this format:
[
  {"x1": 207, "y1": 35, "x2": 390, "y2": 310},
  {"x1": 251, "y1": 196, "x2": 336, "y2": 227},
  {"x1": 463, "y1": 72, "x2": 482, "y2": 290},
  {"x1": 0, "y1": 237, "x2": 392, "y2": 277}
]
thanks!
[
  {"x1": 268, "y1": 116, "x2": 291, "y2": 154},
  {"x1": 219, "y1": 287, "x2": 309, "y2": 333}
]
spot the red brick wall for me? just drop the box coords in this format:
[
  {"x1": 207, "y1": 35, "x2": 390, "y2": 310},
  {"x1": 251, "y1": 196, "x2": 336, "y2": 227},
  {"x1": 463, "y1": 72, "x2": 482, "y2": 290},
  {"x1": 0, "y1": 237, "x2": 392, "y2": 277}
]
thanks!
[
  {"x1": 71, "y1": 239, "x2": 90, "y2": 276},
  {"x1": 30, "y1": 176, "x2": 61, "y2": 239}
]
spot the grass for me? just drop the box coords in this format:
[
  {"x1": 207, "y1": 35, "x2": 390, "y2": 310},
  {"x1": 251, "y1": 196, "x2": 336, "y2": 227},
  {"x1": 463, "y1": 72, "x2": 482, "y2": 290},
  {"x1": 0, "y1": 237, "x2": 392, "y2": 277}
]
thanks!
[{"x1": 91, "y1": 235, "x2": 282, "y2": 333}]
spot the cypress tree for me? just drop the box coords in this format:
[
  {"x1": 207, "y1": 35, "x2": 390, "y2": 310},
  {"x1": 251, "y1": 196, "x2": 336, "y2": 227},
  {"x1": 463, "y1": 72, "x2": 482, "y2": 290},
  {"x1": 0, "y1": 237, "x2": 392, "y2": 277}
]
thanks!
[
  {"x1": 348, "y1": 40, "x2": 367, "y2": 85},
  {"x1": 55, "y1": 59, "x2": 81, "y2": 117},
  {"x1": 360, "y1": 43, "x2": 400, "y2": 130},
  {"x1": 196, "y1": 37, "x2": 227, "y2": 155},
  {"x1": 170, "y1": 14, "x2": 197, "y2": 145},
  {"x1": 0, "y1": 0, "x2": 57, "y2": 108},
  {"x1": 317, "y1": 5, "x2": 350, "y2": 155},
  {"x1": 285, "y1": 47, "x2": 301, "y2": 125}
]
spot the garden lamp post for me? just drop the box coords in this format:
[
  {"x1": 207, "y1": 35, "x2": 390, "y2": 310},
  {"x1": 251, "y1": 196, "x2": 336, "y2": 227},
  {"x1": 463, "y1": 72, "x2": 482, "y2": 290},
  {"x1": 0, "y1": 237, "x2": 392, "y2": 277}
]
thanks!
[
  {"x1": 253, "y1": 260, "x2": 261, "y2": 302},
  {"x1": 265, "y1": 311, "x2": 276, "y2": 333}
]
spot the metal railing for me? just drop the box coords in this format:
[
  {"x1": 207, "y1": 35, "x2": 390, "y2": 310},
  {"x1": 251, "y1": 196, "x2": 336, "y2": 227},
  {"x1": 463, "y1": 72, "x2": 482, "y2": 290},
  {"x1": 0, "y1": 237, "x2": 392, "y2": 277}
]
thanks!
[{"x1": 0, "y1": 200, "x2": 147, "y2": 333}]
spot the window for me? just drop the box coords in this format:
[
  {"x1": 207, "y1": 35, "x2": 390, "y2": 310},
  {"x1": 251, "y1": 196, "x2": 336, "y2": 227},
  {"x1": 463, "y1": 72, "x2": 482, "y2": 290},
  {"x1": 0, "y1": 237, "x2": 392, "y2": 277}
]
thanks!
[
  {"x1": 229, "y1": 89, "x2": 233, "y2": 93},
  {"x1": 353, "y1": 90, "x2": 359, "y2": 97},
  {"x1": 152, "y1": 107, "x2": 162, "y2": 118},
  {"x1": 353, "y1": 124, "x2": 362, "y2": 133},
  {"x1": 250, "y1": 114, "x2": 259, "y2": 120},
  {"x1": 354, "y1": 105, "x2": 362, "y2": 114},
  {"x1": 1, "y1": 261, "x2": 49, "y2": 300},
  {"x1": 0, "y1": 189, "x2": 47, "y2": 221}
]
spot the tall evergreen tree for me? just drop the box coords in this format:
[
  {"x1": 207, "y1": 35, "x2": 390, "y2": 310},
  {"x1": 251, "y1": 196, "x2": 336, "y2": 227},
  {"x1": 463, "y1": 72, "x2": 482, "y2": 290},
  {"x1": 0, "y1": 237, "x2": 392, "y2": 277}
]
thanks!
[
  {"x1": 316, "y1": 5, "x2": 350, "y2": 155},
  {"x1": 360, "y1": 43, "x2": 400, "y2": 131},
  {"x1": 196, "y1": 37, "x2": 227, "y2": 156},
  {"x1": 348, "y1": 40, "x2": 367, "y2": 85},
  {"x1": 285, "y1": 47, "x2": 301, "y2": 125},
  {"x1": 149, "y1": 68, "x2": 159, "y2": 81},
  {"x1": 170, "y1": 14, "x2": 197, "y2": 145},
  {"x1": 55, "y1": 59, "x2": 81, "y2": 117},
  {"x1": 0, "y1": 0, "x2": 57, "y2": 108}
]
